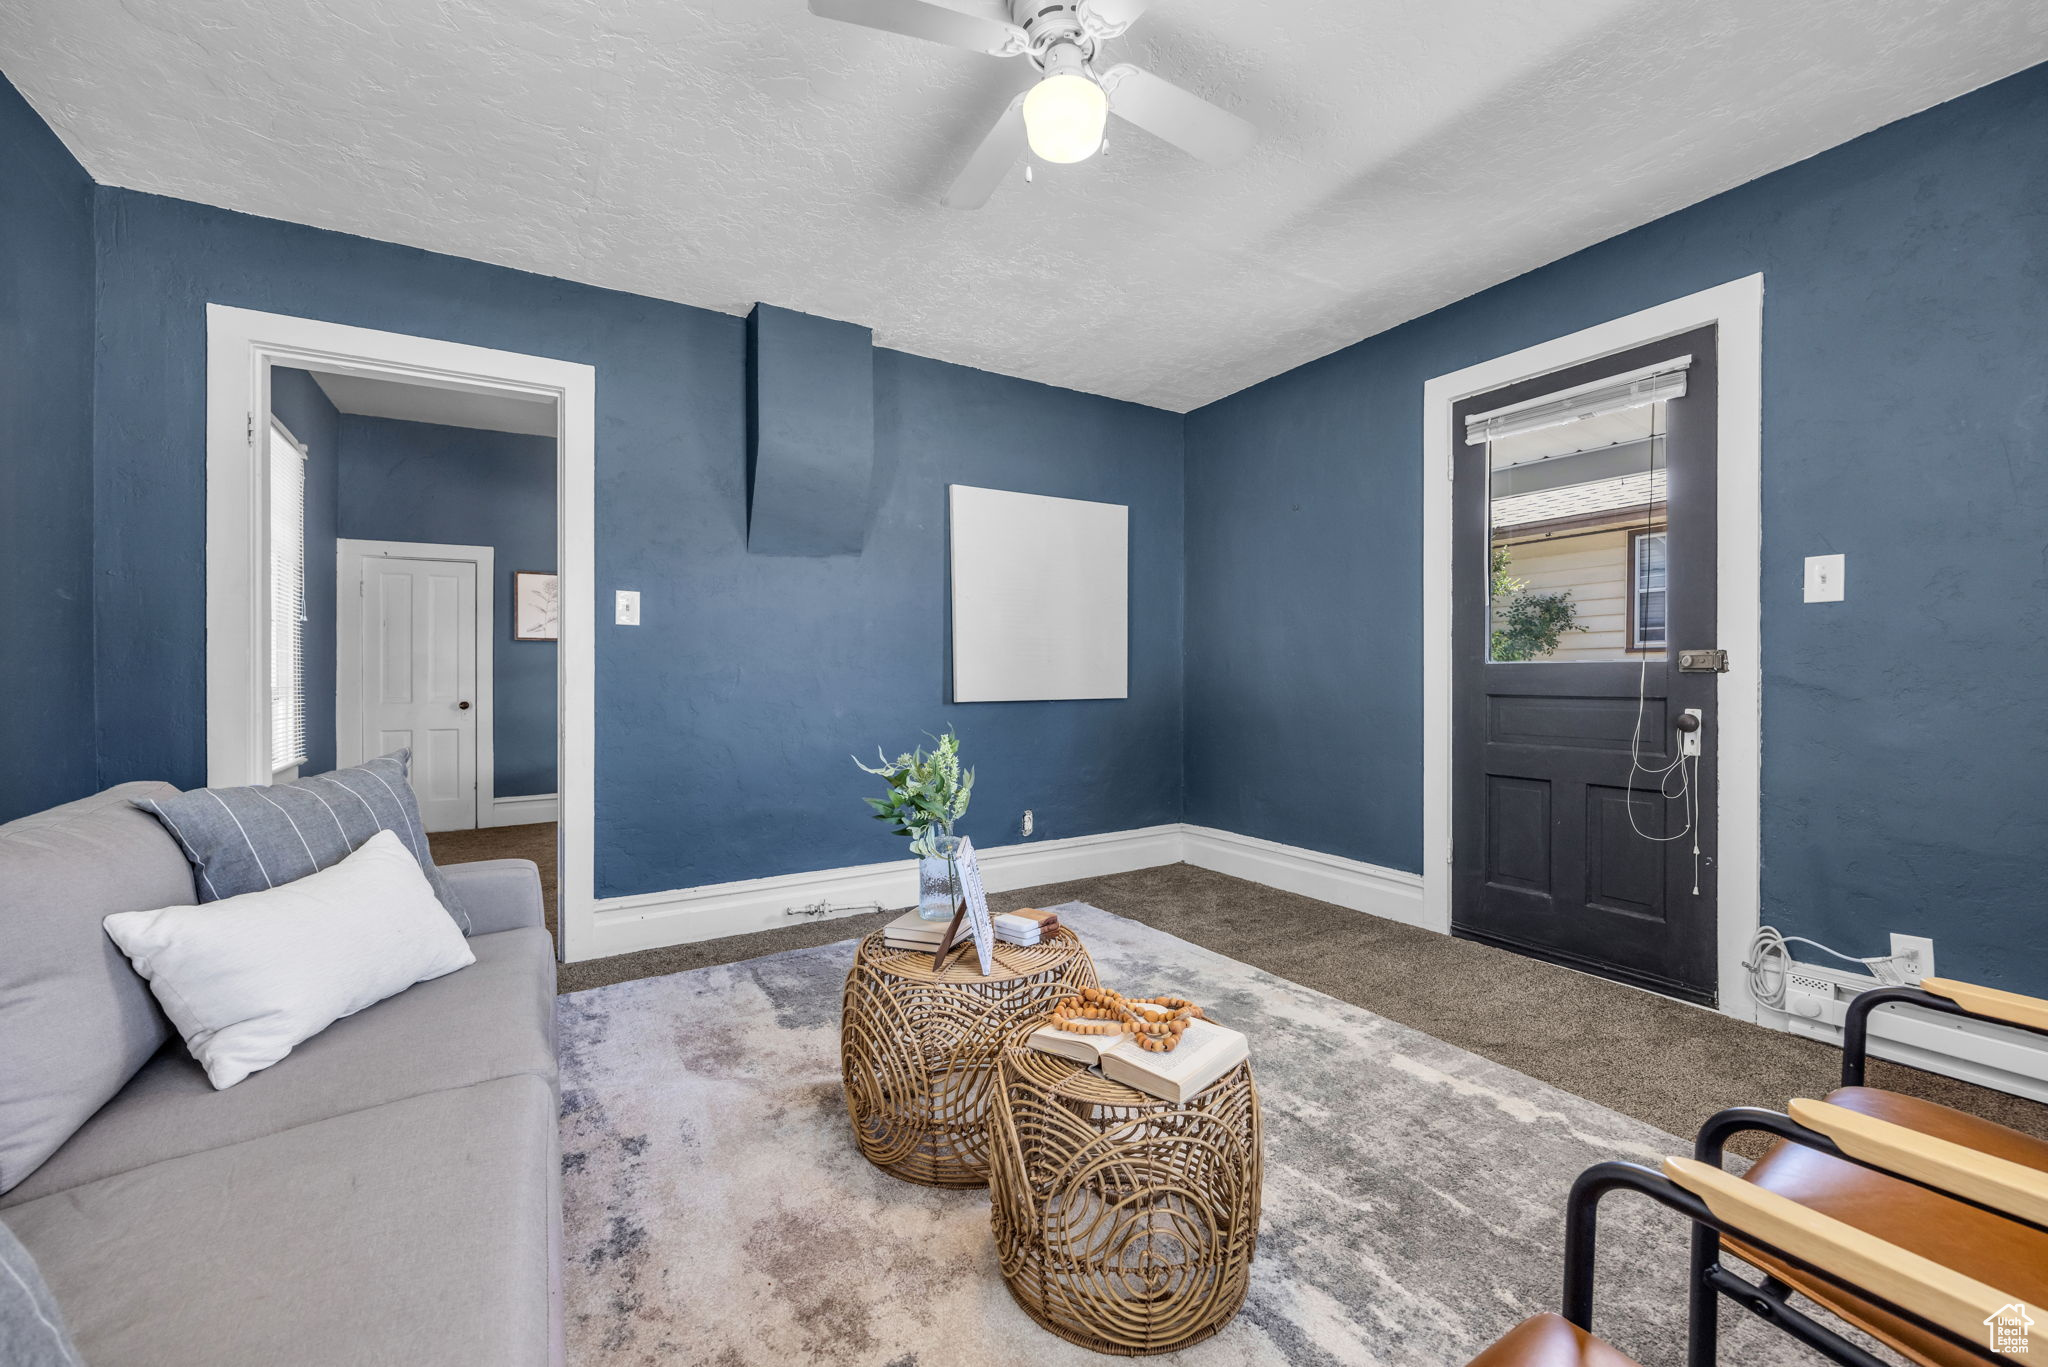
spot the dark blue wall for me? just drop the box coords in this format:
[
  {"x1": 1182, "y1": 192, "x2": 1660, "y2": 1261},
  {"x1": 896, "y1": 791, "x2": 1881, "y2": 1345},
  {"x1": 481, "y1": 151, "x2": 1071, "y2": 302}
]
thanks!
[
  {"x1": 85, "y1": 191, "x2": 1185, "y2": 896},
  {"x1": 267, "y1": 367, "x2": 341, "y2": 774},
  {"x1": 0, "y1": 78, "x2": 97, "y2": 821},
  {"x1": 335, "y1": 414, "x2": 559, "y2": 798},
  {"x1": 1184, "y1": 64, "x2": 2048, "y2": 992}
]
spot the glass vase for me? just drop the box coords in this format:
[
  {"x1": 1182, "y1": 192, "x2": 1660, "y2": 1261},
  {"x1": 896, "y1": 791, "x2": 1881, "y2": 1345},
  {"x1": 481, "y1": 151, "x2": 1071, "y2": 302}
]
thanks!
[{"x1": 916, "y1": 831, "x2": 963, "y2": 921}]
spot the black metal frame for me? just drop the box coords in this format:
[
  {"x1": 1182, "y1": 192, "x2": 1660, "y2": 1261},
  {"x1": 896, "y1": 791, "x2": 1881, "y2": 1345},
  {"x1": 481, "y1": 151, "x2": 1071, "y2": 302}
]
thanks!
[
  {"x1": 1563, "y1": 1104, "x2": 2028, "y2": 1367},
  {"x1": 1562, "y1": 1160, "x2": 1918, "y2": 1367},
  {"x1": 1838, "y1": 983, "x2": 2048, "y2": 1087},
  {"x1": 1556, "y1": 984, "x2": 2048, "y2": 1367},
  {"x1": 1683, "y1": 1103, "x2": 2048, "y2": 1367}
]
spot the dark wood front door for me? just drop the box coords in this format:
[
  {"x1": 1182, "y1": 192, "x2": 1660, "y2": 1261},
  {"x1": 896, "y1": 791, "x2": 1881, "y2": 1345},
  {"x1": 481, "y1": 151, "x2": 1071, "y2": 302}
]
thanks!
[{"x1": 1452, "y1": 327, "x2": 1719, "y2": 1004}]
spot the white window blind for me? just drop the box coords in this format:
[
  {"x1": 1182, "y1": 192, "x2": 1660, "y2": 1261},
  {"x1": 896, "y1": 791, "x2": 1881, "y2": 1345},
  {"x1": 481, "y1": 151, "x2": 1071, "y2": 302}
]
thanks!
[
  {"x1": 1464, "y1": 356, "x2": 1691, "y2": 446},
  {"x1": 268, "y1": 420, "x2": 309, "y2": 773}
]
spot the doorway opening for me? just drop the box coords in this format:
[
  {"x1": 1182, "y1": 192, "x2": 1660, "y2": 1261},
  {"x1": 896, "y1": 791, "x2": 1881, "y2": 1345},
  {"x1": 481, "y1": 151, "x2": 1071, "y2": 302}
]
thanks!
[
  {"x1": 205, "y1": 306, "x2": 595, "y2": 960},
  {"x1": 270, "y1": 370, "x2": 561, "y2": 900},
  {"x1": 270, "y1": 364, "x2": 561, "y2": 839}
]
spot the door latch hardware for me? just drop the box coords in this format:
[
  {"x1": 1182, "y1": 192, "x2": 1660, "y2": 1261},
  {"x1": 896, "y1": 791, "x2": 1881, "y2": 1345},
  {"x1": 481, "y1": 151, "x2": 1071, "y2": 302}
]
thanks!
[{"x1": 1678, "y1": 649, "x2": 1728, "y2": 673}]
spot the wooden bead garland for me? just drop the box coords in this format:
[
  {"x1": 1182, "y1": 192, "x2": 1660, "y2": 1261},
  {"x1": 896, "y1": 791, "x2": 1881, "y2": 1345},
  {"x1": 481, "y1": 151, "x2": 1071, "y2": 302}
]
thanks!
[{"x1": 1049, "y1": 985, "x2": 1208, "y2": 1053}]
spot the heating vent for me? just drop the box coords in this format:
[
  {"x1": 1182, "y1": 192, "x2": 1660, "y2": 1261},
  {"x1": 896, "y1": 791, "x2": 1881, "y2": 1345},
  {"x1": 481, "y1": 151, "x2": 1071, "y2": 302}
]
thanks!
[
  {"x1": 788, "y1": 900, "x2": 882, "y2": 919},
  {"x1": 1784, "y1": 971, "x2": 1849, "y2": 1026}
]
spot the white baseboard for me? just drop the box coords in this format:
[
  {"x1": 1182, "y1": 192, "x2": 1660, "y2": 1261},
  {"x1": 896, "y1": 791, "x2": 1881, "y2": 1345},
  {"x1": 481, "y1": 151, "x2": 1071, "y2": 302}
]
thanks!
[
  {"x1": 582, "y1": 823, "x2": 1186, "y2": 961},
  {"x1": 577, "y1": 821, "x2": 1427, "y2": 962},
  {"x1": 1764, "y1": 962, "x2": 2048, "y2": 1104},
  {"x1": 582, "y1": 816, "x2": 2044, "y2": 1102},
  {"x1": 482, "y1": 793, "x2": 559, "y2": 827},
  {"x1": 1181, "y1": 824, "x2": 1432, "y2": 930}
]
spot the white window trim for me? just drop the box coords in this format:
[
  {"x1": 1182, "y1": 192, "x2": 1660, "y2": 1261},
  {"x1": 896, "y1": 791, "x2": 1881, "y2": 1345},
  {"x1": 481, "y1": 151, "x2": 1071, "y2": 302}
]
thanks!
[
  {"x1": 1422, "y1": 274, "x2": 1765, "y2": 1022},
  {"x1": 268, "y1": 418, "x2": 310, "y2": 775},
  {"x1": 205, "y1": 306, "x2": 595, "y2": 963},
  {"x1": 1631, "y1": 527, "x2": 1668, "y2": 651}
]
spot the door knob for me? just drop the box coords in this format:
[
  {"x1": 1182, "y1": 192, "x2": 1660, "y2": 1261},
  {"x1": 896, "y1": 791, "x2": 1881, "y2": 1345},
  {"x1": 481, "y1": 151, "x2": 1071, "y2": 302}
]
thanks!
[{"x1": 458, "y1": 701, "x2": 472, "y2": 710}]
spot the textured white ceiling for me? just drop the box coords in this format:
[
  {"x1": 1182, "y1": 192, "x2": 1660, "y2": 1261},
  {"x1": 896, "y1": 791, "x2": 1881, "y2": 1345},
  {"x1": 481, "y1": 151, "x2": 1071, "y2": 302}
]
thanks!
[
  {"x1": 6, "y1": 1, "x2": 2045, "y2": 411},
  {"x1": 309, "y1": 370, "x2": 558, "y2": 436}
]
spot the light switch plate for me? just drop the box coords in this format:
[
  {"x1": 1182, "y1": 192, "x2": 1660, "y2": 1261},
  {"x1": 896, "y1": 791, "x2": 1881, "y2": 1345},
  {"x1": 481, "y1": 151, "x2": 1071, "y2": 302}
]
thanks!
[
  {"x1": 615, "y1": 590, "x2": 641, "y2": 625},
  {"x1": 1803, "y1": 553, "x2": 1845, "y2": 603}
]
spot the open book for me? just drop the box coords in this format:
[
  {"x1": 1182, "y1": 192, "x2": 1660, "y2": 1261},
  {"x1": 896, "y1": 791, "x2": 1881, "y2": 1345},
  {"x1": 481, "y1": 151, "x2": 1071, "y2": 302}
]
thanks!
[{"x1": 1025, "y1": 1017, "x2": 1249, "y2": 1104}]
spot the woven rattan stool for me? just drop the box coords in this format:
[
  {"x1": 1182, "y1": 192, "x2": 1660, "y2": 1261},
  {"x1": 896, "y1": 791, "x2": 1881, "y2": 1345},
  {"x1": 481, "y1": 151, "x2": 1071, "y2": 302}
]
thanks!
[
  {"x1": 840, "y1": 927, "x2": 1098, "y2": 1187},
  {"x1": 989, "y1": 1043, "x2": 1262, "y2": 1355}
]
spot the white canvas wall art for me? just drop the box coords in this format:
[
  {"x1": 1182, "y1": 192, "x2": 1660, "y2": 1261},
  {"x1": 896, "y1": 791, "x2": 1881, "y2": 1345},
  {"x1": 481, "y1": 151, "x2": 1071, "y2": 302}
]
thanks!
[{"x1": 948, "y1": 485, "x2": 1128, "y2": 703}]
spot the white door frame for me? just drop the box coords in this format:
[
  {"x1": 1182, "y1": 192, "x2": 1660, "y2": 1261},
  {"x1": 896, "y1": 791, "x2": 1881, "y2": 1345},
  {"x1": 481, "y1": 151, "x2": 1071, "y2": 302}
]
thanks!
[
  {"x1": 336, "y1": 539, "x2": 496, "y2": 830},
  {"x1": 206, "y1": 304, "x2": 596, "y2": 961},
  {"x1": 1420, "y1": 274, "x2": 1765, "y2": 1021}
]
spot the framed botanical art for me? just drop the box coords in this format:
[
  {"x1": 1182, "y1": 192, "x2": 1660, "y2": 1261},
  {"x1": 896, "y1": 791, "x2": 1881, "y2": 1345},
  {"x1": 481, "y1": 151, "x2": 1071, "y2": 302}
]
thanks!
[{"x1": 513, "y1": 571, "x2": 559, "y2": 641}]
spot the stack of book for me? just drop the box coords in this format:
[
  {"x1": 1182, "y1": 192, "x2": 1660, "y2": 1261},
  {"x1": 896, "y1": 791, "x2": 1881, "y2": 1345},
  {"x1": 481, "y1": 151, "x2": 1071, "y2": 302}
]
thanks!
[
  {"x1": 1026, "y1": 1016, "x2": 1249, "y2": 1104},
  {"x1": 881, "y1": 910, "x2": 952, "y2": 953},
  {"x1": 881, "y1": 907, "x2": 1061, "y2": 953},
  {"x1": 995, "y1": 907, "x2": 1058, "y2": 946}
]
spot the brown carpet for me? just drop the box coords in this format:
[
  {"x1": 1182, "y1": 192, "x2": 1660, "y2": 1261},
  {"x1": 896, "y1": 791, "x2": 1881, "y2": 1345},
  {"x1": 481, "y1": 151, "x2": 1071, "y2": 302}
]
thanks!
[
  {"x1": 429, "y1": 822, "x2": 558, "y2": 927},
  {"x1": 433, "y1": 826, "x2": 2047, "y2": 1151}
]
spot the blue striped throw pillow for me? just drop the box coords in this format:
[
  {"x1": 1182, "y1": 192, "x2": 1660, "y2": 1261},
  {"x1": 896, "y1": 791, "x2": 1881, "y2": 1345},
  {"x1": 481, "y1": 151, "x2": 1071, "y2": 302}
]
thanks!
[{"x1": 131, "y1": 752, "x2": 471, "y2": 934}]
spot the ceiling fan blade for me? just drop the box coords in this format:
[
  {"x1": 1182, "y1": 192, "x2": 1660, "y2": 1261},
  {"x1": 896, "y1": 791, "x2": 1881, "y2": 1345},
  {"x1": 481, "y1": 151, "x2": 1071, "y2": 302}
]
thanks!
[
  {"x1": 1080, "y1": 0, "x2": 1150, "y2": 38},
  {"x1": 941, "y1": 95, "x2": 1028, "y2": 209},
  {"x1": 808, "y1": 0, "x2": 1026, "y2": 56},
  {"x1": 1098, "y1": 63, "x2": 1256, "y2": 164}
]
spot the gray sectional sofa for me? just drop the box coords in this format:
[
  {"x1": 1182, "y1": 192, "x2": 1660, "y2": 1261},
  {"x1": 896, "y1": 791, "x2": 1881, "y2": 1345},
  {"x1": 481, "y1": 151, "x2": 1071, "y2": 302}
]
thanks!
[{"x1": 0, "y1": 783, "x2": 563, "y2": 1366}]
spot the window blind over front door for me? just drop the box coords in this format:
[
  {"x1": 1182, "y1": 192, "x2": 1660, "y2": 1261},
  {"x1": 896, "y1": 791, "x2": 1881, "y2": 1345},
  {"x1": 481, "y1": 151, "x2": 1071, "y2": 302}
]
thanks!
[{"x1": 1462, "y1": 355, "x2": 1691, "y2": 447}]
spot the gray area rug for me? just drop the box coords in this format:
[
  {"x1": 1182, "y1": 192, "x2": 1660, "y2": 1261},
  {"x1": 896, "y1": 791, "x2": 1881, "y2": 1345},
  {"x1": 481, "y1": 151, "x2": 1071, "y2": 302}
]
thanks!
[{"x1": 558, "y1": 904, "x2": 1804, "y2": 1366}]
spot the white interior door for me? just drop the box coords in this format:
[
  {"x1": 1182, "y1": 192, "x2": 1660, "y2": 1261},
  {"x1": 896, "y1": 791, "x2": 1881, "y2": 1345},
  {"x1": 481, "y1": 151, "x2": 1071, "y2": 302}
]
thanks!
[{"x1": 353, "y1": 553, "x2": 479, "y2": 831}]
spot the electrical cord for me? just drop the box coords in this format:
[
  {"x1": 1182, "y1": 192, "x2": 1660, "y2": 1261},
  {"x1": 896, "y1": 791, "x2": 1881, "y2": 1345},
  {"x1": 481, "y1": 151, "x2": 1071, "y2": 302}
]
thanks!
[
  {"x1": 1744, "y1": 924, "x2": 1919, "y2": 1011},
  {"x1": 1623, "y1": 400, "x2": 1702, "y2": 892}
]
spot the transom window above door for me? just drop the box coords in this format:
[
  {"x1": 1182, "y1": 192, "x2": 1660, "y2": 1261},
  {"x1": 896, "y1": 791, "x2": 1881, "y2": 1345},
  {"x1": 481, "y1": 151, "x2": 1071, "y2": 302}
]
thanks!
[{"x1": 1469, "y1": 361, "x2": 1686, "y2": 663}]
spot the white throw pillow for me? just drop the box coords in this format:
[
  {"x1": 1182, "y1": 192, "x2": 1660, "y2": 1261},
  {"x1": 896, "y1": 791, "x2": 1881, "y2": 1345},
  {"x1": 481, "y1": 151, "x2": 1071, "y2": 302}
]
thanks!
[{"x1": 103, "y1": 829, "x2": 476, "y2": 1089}]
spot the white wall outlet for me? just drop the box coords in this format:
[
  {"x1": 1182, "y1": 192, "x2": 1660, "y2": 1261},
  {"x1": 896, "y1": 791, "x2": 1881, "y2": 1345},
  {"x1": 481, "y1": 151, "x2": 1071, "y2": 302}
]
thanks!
[
  {"x1": 1889, "y1": 933, "x2": 1935, "y2": 983},
  {"x1": 1021, "y1": 809, "x2": 1034, "y2": 837},
  {"x1": 1803, "y1": 553, "x2": 1845, "y2": 603},
  {"x1": 614, "y1": 590, "x2": 641, "y2": 625}
]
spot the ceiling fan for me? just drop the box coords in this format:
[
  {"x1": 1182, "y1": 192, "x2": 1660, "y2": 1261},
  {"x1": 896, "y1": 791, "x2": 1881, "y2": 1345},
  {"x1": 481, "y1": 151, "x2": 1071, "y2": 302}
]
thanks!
[{"x1": 807, "y1": 0, "x2": 1257, "y2": 208}]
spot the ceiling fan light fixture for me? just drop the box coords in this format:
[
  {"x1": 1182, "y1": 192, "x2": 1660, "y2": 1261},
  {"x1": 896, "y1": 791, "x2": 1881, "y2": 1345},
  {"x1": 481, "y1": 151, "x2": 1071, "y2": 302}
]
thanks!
[{"x1": 1023, "y1": 71, "x2": 1107, "y2": 164}]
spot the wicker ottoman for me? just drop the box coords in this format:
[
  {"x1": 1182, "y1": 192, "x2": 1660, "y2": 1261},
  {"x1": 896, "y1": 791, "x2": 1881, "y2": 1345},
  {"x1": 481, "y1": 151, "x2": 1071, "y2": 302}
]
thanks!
[
  {"x1": 989, "y1": 1043, "x2": 1262, "y2": 1355},
  {"x1": 840, "y1": 926, "x2": 1098, "y2": 1187}
]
